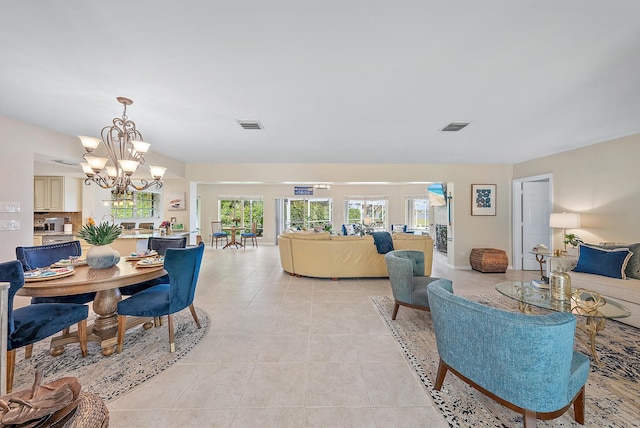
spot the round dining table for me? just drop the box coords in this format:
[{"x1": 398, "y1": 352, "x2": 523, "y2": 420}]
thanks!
[{"x1": 18, "y1": 259, "x2": 167, "y2": 356}]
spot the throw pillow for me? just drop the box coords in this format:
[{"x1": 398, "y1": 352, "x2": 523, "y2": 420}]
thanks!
[
  {"x1": 573, "y1": 244, "x2": 632, "y2": 279},
  {"x1": 372, "y1": 231, "x2": 394, "y2": 254},
  {"x1": 343, "y1": 224, "x2": 356, "y2": 236},
  {"x1": 594, "y1": 242, "x2": 640, "y2": 280}
]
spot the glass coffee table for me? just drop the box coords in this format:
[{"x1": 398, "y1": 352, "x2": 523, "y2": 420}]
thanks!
[{"x1": 496, "y1": 281, "x2": 631, "y2": 364}]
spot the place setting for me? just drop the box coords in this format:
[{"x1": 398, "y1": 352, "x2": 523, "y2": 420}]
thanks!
[
  {"x1": 125, "y1": 250, "x2": 158, "y2": 261},
  {"x1": 50, "y1": 255, "x2": 87, "y2": 268},
  {"x1": 24, "y1": 266, "x2": 76, "y2": 282},
  {"x1": 135, "y1": 256, "x2": 164, "y2": 268}
]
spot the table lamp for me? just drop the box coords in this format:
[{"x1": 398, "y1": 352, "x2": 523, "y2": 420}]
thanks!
[{"x1": 549, "y1": 212, "x2": 581, "y2": 251}]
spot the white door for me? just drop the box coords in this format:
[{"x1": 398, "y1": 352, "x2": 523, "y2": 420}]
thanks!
[{"x1": 522, "y1": 181, "x2": 551, "y2": 270}]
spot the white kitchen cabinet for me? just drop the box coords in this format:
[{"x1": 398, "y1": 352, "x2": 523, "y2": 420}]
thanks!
[{"x1": 34, "y1": 176, "x2": 81, "y2": 211}]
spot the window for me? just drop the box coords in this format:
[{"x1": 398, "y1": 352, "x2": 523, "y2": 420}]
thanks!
[
  {"x1": 407, "y1": 196, "x2": 429, "y2": 231},
  {"x1": 345, "y1": 198, "x2": 387, "y2": 229},
  {"x1": 111, "y1": 190, "x2": 160, "y2": 219},
  {"x1": 219, "y1": 197, "x2": 264, "y2": 232},
  {"x1": 284, "y1": 198, "x2": 332, "y2": 230}
]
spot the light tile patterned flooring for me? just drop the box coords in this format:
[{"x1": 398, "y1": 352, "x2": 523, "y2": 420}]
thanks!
[{"x1": 107, "y1": 244, "x2": 535, "y2": 427}]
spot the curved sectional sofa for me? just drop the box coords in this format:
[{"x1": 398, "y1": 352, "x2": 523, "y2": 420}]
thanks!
[{"x1": 277, "y1": 232, "x2": 433, "y2": 279}]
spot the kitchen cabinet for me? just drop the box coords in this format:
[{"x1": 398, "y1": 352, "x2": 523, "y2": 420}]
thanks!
[{"x1": 34, "y1": 176, "x2": 81, "y2": 211}]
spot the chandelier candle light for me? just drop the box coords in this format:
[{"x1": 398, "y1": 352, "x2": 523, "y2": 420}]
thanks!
[{"x1": 79, "y1": 97, "x2": 166, "y2": 193}]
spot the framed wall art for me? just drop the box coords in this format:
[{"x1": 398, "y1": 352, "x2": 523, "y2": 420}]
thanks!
[
  {"x1": 471, "y1": 184, "x2": 496, "y2": 216},
  {"x1": 167, "y1": 192, "x2": 186, "y2": 211}
]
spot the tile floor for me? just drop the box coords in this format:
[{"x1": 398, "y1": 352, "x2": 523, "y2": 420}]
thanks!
[{"x1": 107, "y1": 244, "x2": 535, "y2": 427}]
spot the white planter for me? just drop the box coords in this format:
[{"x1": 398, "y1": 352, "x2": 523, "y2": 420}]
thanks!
[{"x1": 86, "y1": 245, "x2": 121, "y2": 269}]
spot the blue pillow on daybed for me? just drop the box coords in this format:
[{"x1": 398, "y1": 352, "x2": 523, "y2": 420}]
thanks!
[{"x1": 573, "y1": 244, "x2": 632, "y2": 279}]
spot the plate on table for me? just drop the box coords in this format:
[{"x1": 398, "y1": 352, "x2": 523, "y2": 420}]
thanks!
[
  {"x1": 126, "y1": 250, "x2": 158, "y2": 261},
  {"x1": 136, "y1": 257, "x2": 164, "y2": 268},
  {"x1": 51, "y1": 258, "x2": 87, "y2": 268},
  {"x1": 24, "y1": 267, "x2": 75, "y2": 282}
]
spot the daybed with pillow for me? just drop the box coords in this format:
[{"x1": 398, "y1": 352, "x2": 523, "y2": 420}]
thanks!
[
  {"x1": 277, "y1": 231, "x2": 433, "y2": 279},
  {"x1": 549, "y1": 242, "x2": 640, "y2": 328}
]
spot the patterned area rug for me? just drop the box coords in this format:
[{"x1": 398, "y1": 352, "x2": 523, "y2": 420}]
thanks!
[
  {"x1": 371, "y1": 295, "x2": 640, "y2": 427},
  {"x1": 11, "y1": 307, "x2": 209, "y2": 403}
]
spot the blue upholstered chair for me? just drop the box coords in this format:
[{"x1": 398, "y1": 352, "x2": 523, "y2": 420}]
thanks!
[
  {"x1": 16, "y1": 241, "x2": 96, "y2": 305},
  {"x1": 241, "y1": 222, "x2": 258, "y2": 248},
  {"x1": 116, "y1": 243, "x2": 205, "y2": 353},
  {"x1": 119, "y1": 236, "x2": 188, "y2": 296},
  {"x1": 211, "y1": 221, "x2": 228, "y2": 248},
  {"x1": 1, "y1": 260, "x2": 89, "y2": 393},
  {"x1": 384, "y1": 250, "x2": 447, "y2": 319},
  {"x1": 427, "y1": 281, "x2": 590, "y2": 427}
]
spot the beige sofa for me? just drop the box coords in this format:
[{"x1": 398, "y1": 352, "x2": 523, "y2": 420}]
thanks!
[
  {"x1": 277, "y1": 232, "x2": 434, "y2": 279},
  {"x1": 550, "y1": 247, "x2": 640, "y2": 329}
]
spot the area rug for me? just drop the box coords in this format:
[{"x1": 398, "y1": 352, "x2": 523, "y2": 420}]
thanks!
[
  {"x1": 11, "y1": 307, "x2": 209, "y2": 403},
  {"x1": 371, "y1": 295, "x2": 640, "y2": 428}
]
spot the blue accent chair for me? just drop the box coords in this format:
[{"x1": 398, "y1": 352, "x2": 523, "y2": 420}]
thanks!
[
  {"x1": 119, "y1": 236, "x2": 188, "y2": 296},
  {"x1": 16, "y1": 241, "x2": 96, "y2": 305},
  {"x1": 384, "y1": 250, "x2": 448, "y2": 319},
  {"x1": 211, "y1": 221, "x2": 228, "y2": 248},
  {"x1": 241, "y1": 222, "x2": 258, "y2": 248},
  {"x1": 1, "y1": 260, "x2": 89, "y2": 393},
  {"x1": 427, "y1": 281, "x2": 590, "y2": 427},
  {"x1": 116, "y1": 243, "x2": 205, "y2": 353}
]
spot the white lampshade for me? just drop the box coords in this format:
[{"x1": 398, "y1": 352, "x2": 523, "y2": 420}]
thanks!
[
  {"x1": 79, "y1": 136, "x2": 101, "y2": 152},
  {"x1": 549, "y1": 212, "x2": 581, "y2": 229},
  {"x1": 149, "y1": 165, "x2": 167, "y2": 180},
  {"x1": 105, "y1": 166, "x2": 118, "y2": 178},
  {"x1": 80, "y1": 162, "x2": 95, "y2": 176},
  {"x1": 85, "y1": 156, "x2": 108, "y2": 172},
  {"x1": 131, "y1": 140, "x2": 151, "y2": 154},
  {"x1": 118, "y1": 159, "x2": 140, "y2": 175}
]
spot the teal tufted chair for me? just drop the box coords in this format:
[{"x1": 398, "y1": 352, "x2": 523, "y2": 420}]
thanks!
[
  {"x1": 384, "y1": 250, "x2": 451, "y2": 319},
  {"x1": 427, "y1": 281, "x2": 590, "y2": 427}
]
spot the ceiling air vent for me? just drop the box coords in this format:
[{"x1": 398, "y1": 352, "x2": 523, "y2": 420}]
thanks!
[
  {"x1": 441, "y1": 122, "x2": 469, "y2": 132},
  {"x1": 237, "y1": 120, "x2": 263, "y2": 130}
]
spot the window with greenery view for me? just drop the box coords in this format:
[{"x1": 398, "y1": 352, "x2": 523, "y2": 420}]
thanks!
[
  {"x1": 284, "y1": 198, "x2": 332, "y2": 230},
  {"x1": 345, "y1": 198, "x2": 387, "y2": 228},
  {"x1": 111, "y1": 190, "x2": 160, "y2": 219},
  {"x1": 219, "y1": 198, "x2": 264, "y2": 232},
  {"x1": 407, "y1": 196, "x2": 429, "y2": 231}
]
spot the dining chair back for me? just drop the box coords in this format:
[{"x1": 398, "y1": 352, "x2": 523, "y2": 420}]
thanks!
[
  {"x1": 147, "y1": 236, "x2": 188, "y2": 255},
  {"x1": 1, "y1": 260, "x2": 89, "y2": 393},
  {"x1": 15, "y1": 241, "x2": 95, "y2": 305},
  {"x1": 241, "y1": 222, "x2": 258, "y2": 248},
  {"x1": 116, "y1": 243, "x2": 206, "y2": 353},
  {"x1": 138, "y1": 222, "x2": 155, "y2": 230},
  {"x1": 120, "y1": 222, "x2": 136, "y2": 230},
  {"x1": 211, "y1": 221, "x2": 229, "y2": 248}
]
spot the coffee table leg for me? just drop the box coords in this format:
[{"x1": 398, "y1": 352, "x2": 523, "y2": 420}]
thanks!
[{"x1": 576, "y1": 316, "x2": 606, "y2": 364}]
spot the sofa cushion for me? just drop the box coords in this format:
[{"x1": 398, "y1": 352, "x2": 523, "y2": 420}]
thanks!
[
  {"x1": 573, "y1": 244, "x2": 632, "y2": 279},
  {"x1": 594, "y1": 242, "x2": 640, "y2": 280}
]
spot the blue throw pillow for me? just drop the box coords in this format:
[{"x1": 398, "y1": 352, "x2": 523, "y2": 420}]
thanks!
[
  {"x1": 372, "y1": 232, "x2": 394, "y2": 254},
  {"x1": 573, "y1": 244, "x2": 632, "y2": 279}
]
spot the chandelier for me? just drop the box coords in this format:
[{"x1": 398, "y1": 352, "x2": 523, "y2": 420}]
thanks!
[{"x1": 79, "y1": 97, "x2": 166, "y2": 193}]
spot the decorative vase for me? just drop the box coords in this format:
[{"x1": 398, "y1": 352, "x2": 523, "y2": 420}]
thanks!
[
  {"x1": 86, "y1": 245, "x2": 121, "y2": 269},
  {"x1": 550, "y1": 267, "x2": 572, "y2": 300}
]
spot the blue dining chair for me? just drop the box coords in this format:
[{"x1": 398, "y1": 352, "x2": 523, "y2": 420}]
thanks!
[
  {"x1": 240, "y1": 222, "x2": 258, "y2": 248},
  {"x1": 16, "y1": 241, "x2": 96, "y2": 305},
  {"x1": 118, "y1": 236, "x2": 188, "y2": 296},
  {"x1": 1, "y1": 260, "x2": 89, "y2": 393},
  {"x1": 116, "y1": 242, "x2": 205, "y2": 353}
]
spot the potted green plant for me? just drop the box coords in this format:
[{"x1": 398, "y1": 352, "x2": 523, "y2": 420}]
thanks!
[
  {"x1": 563, "y1": 233, "x2": 583, "y2": 248},
  {"x1": 77, "y1": 218, "x2": 122, "y2": 268}
]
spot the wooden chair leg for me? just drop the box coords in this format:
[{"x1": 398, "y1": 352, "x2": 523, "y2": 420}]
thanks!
[
  {"x1": 189, "y1": 304, "x2": 201, "y2": 329},
  {"x1": 6, "y1": 349, "x2": 16, "y2": 394},
  {"x1": 116, "y1": 315, "x2": 126, "y2": 354},
  {"x1": 434, "y1": 358, "x2": 448, "y2": 390},
  {"x1": 573, "y1": 386, "x2": 585, "y2": 424},
  {"x1": 78, "y1": 319, "x2": 88, "y2": 357},
  {"x1": 24, "y1": 344, "x2": 33, "y2": 359},
  {"x1": 168, "y1": 314, "x2": 175, "y2": 353},
  {"x1": 391, "y1": 302, "x2": 400, "y2": 320},
  {"x1": 523, "y1": 409, "x2": 537, "y2": 427}
]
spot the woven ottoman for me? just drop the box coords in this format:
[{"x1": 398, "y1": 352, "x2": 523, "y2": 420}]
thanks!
[{"x1": 469, "y1": 248, "x2": 508, "y2": 273}]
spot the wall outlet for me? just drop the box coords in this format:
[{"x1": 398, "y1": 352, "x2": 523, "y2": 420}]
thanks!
[{"x1": 460, "y1": 251, "x2": 465, "y2": 257}]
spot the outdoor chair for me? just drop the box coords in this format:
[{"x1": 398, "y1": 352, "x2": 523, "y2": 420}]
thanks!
[
  {"x1": 427, "y1": 281, "x2": 590, "y2": 427},
  {"x1": 1, "y1": 260, "x2": 88, "y2": 393},
  {"x1": 241, "y1": 222, "x2": 258, "y2": 248},
  {"x1": 116, "y1": 243, "x2": 205, "y2": 353}
]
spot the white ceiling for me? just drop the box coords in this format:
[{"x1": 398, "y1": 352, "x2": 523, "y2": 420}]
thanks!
[{"x1": 2, "y1": 1, "x2": 640, "y2": 165}]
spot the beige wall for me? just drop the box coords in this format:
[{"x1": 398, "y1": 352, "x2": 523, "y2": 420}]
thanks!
[{"x1": 514, "y1": 133, "x2": 640, "y2": 247}]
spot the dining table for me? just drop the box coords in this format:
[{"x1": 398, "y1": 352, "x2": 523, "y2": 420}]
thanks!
[
  {"x1": 222, "y1": 225, "x2": 243, "y2": 249},
  {"x1": 18, "y1": 258, "x2": 167, "y2": 356}
]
